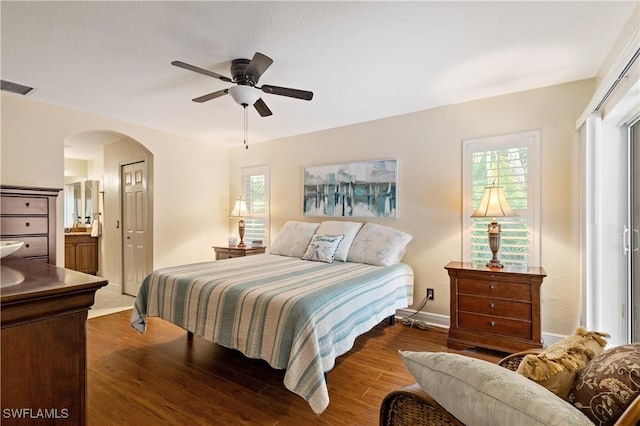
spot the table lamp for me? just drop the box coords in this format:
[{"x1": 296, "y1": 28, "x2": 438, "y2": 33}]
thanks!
[
  {"x1": 229, "y1": 198, "x2": 249, "y2": 248},
  {"x1": 471, "y1": 184, "x2": 518, "y2": 268}
]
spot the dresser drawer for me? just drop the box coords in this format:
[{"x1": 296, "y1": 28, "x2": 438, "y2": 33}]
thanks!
[
  {"x1": 458, "y1": 312, "x2": 532, "y2": 339},
  {"x1": 1, "y1": 196, "x2": 48, "y2": 215},
  {"x1": 458, "y1": 294, "x2": 531, "y2": 319},
  {"x1": 13, "y1": 236, "x2": 49, "y2": 258},
  {"x1": 458, "y1": 278, "x2": 531, "y2": 301},
  {"x1": 1, "y1": 217, "x2": 49, "y2": 235}
]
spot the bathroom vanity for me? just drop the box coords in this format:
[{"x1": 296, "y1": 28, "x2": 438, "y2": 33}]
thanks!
[{"x1": 65, "y1": 232, "x2": 99, "y2": 275}]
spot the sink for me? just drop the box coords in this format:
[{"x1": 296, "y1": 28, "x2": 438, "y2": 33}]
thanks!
[
  {"x1": 0, "y1": 265, "x2": 24, "y2": 287},
  {"x1": 0, "y1": 241, "x2": 24, "y2": 258}
]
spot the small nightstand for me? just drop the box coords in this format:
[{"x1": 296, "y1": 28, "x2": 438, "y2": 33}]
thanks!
[
  {"x1": 213, "y1": 245, "x2": 266, "y2": 260},
  {"x1": 445, "y1": 261, "x2": 546, "y2": 354}
]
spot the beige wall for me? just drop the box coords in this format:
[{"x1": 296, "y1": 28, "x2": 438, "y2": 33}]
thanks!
[
  {"x1": 1, "y1": 92, "x2": 230, "y2": 273},
  {"x1": 1, "y1": 78, "x2": 596, "y2": 336},
  {"x1": 230, "y1": 79, "x2": 595, "y2": 337}
]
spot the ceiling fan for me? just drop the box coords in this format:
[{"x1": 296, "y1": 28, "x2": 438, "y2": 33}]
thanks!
[{"x1": 171, "y1": 52, "x2": 313, "y2": 117}]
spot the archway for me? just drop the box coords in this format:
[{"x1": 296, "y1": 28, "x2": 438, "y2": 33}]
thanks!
[{"x1": 64, "y1": 130, "x2": 154, "y2": 299}]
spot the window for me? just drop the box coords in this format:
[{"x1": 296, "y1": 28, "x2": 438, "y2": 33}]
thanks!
[
  {"x1": 462, "y1": 131, "x2": 540, "y2": 267},
  {"x1": 241, "y1": 165, "x2": 270, "y2": 245}
]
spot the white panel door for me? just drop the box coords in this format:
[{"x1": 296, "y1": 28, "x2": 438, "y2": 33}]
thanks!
[{"x1": 122, "y1": 161, "x2": 147, "y2": 296}]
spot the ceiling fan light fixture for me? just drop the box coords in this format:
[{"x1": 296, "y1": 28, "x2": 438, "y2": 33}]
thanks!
[{"x1": 228, "y1": 85, "x2": 260, "y2": 107}]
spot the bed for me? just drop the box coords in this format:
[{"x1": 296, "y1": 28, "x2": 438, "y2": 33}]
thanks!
[{"x1": 130, "y1": 221, "x2": 414, "y2": 414}]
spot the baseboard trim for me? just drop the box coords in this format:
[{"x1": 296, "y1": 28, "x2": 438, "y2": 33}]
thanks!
[
  {"x1": 395, "y1": 309, "x2": 566, "y2": 348},
  {"x1": 396, "y1": 308, "x2": 450, "y2": 329}
]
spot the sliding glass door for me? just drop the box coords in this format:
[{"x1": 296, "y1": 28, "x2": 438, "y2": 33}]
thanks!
[{"x1": 631, "y1": 120, "x2": 640, "y2": 342}]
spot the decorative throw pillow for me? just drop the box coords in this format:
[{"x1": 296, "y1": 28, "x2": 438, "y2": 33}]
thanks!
[
  {"x1": 346, "y1": 223, "x2": 412, "y2": 266},
  {"x1": 315, "y1": 221, "x2": 362, "y2": 262},
  {"x1": 302, "y1": 234, "x2": 345, "y2": 263},
  {"x1": 568, "y1": 343, "x2": 640, "y2": 426},
  {"x1": 269, "y1": 221, "x2": 320, "y2": 258},
  {"x1": 400, "y1": 351, "x2": 593, "y2": 426},
  {"x1": 516, "y1": 327, "x2": 609, "y2": 399}
]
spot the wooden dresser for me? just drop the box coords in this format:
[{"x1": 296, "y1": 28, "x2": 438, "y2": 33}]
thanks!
[
  {"x1": 1, "y1": 185, "x2": 61, "y2": 264},
  {"x1": 445, "y1": 261, "x2": 546, "y2": 353},
  {"x1": 1, "y1": 257, "x2": 107, "y2": 424}
]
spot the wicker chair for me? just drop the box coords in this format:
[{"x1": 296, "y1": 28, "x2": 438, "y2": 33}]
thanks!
[{"x1": 379, "y1": 350, "x2": 640, "y2": 426}]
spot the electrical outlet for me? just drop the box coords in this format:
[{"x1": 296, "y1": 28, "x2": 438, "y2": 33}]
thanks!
[{"x1": 426, "y1": 288, "x2": 435, "y2": 300}]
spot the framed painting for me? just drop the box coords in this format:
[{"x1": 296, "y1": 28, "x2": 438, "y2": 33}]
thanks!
[{"x1": 303, "y1": 159, "x2": 397, "y2": 218}]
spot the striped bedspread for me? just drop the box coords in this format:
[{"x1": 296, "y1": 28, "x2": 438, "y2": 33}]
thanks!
[{"x1": 130, "y1": 253, "x2": 413, "y2": 414}]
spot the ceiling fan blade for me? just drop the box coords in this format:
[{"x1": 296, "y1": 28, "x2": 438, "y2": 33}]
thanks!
[
  {"x1": 192, "y1": 89, "x2": 228, "y2": 103},
  {"x1": 245, "y1": 52, "x2": 273, "y2": 84},
  {"x1": 171, "y1": 60, "x2": 232, "y2": 83},
  {"x1": 253, "y1": 98, "x2": 273, "y2": 117},
  {"x1": 261, "y1": 84, "x2": 313, "y2": 101}
]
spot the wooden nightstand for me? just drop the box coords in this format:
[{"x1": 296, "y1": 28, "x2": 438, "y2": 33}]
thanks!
[
  {"x1": 213, "y1": 245, "x2": 266, "y2": 260},
  {"x1": 445, "y1": 261, "x2": 546, "y2": 354}
]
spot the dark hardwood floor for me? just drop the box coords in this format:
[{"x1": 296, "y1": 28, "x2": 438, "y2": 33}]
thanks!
[{"x1": 87, "y1": 310, "x2": 504, "y2": 425}]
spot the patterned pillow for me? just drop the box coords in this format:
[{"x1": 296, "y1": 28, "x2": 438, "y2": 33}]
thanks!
[
  {"x1": 346, "y1": 223, "x2": 412, "y2": 266},
  {"x1": 516, "y1": 327, "x2": 608, "y2": 399},
  {"x1": 269, "y1": 221, "x2": 320, "y2": 258},
  {"x1": 302, "y1": 234, "x2": 345, "y2": 263},
  {"x1": 400, "y1": 351, "x2": 593, "y2": 426},
  {"x1": 568, "y1": 343, "x2": 640, "y2": 425}
]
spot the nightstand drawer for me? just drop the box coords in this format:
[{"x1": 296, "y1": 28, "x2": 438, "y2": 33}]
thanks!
[
  {"x1": 213, "y1": 246, "x2": 266, "y2": 260},
  {"x1": 1, "y1": 217, "x2": 49, "y2": 235},
  {"x1": 458, "y1": 312, "x2": 532, "y2": 339},
  {"x1": 458, "y1": 295, "x2": 531, "y2": 319},
  {"x1": 1, "y1": 196, "x2": 48, "y2": 215},
  {"x1": 458, "y1": 278, "x2": 531, "y2": 301}
]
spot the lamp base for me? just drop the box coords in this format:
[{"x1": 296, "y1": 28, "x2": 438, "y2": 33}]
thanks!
[
  {"x1": 487, "y1": 220, "x2": 504, "y2": 268},
  {"x1": 237, "y1": 218, "x2": 246, "y2": 248},
  {"x1": 486, "y1": 259, "x2": 504, "y2": 268}
]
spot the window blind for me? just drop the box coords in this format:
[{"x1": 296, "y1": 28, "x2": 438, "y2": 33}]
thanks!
[{"x1": 241, "y1": 166, "x2": 270, "y2": 245}]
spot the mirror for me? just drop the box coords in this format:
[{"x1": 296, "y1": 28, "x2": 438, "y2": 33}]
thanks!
[{"x1": 64, "y1": 180, "x2": 98, "y2": 228}]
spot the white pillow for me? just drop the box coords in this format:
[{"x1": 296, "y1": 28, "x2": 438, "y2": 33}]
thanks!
[
  {"x1": 302, "y1": 234, "x2": 345, "y2": 263},
  {"x1": 399, "y1": 351, "x2": 593, "y2": 426},
  {"x1": 316, "y1": 221, "x2": 362, "y2": 261},
  {"x1": 346, "y1": 223, "x2": 412, "y2": 266},
  {"x1": 269, "y1": 221, "x2": 320, "y2": 258}
]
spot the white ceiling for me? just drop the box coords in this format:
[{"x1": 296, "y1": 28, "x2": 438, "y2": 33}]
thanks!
[{"x1": 1, "y1": 1, "x2": 637, "y2": 158}]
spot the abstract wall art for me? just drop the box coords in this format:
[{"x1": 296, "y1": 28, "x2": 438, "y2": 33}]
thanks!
[{"x1": 303, "y1": 159, "x2": 398, "y2": 218}]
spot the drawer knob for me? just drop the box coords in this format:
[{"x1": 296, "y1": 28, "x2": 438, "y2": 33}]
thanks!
[
  {"x1": 489, "y1": 284, "x2": 495, "y2": 290},
  {"x1": 25, "y1": 222, "x2": 30, "y2": 227},
  {"x1": 25, "y1": 202, "x2": 30, "y2": 207},
  {"x1": 489, "y1": 303, "x2": 495, "y2": 308},
  {"x1": 25, "y1": 243, "x2": 30, "y2": 248},
  {"x1": 490, "y1": 321, "x2": 496, "y2": 327}
]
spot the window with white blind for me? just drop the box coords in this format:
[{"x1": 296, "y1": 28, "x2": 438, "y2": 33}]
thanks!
[
  {"x1": 462, "y1": 131, "x2": 540, "y2": 267},
  {"x1": 241, "y1": 165, "x2": 270, "y2": 245}
]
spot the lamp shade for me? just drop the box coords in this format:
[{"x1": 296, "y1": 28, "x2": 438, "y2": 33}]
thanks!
[
  {"x1": 228, "y1": 85, "x2": 260, "y2": 107},
  {"x1": 471, "y1": 185, "x2": 517, "y2": 218},
  {"x1": 229, "y1": 199, "x2": 249, "y2": 217}
]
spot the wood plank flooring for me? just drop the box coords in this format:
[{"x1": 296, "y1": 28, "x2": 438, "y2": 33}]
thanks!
[{"x1": 87, "y1": 310, "x2": 504, "y2": 426}]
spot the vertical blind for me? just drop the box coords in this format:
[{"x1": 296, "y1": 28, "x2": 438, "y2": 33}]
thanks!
[{"x1": 471, "y1": 147, "x2": 529, "y2": 267}]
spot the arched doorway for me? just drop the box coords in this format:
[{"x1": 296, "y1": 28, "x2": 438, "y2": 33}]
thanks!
[{"x1": 64, "y1": 130, "x2": 154, "y2": 297}]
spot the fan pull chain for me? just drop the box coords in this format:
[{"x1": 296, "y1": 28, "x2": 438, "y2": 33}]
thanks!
[{"x1": 243, "y1": 105, "x2": 249, "y2": 150}]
